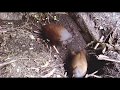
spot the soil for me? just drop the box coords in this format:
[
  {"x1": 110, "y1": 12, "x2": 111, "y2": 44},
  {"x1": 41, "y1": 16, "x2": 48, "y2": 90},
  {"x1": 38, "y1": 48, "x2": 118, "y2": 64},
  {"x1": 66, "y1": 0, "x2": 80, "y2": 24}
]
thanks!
[{"x1": 0, "y1": 13, "x2": 86, "y2": 78}]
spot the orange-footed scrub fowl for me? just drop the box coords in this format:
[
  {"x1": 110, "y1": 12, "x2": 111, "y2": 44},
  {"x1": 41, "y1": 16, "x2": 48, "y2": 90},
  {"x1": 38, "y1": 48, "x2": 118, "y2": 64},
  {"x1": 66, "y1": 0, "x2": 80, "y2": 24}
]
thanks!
[
  {"x1": 71, "y1": 49, "x2": 88, "y2": 78},
  {"x1": 42, "y1": 23, "x2": 72, "y2": 45}
]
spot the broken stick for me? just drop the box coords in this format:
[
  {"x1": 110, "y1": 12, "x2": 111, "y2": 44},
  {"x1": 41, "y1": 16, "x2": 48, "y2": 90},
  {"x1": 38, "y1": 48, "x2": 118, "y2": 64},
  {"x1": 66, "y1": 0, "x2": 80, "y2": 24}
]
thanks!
[
  {"x1": 97, "y1": 54, "x2": 120, "y2": 63},
  {"x1": 0, "y1": 59, "x2": 17, "y2": 67},
  {"x1": 53, "y1": 45, "x2": 59, "y2": 54},
  {"x1": 85, "y1": 71, "x2": 102, "y2": 78},
  {"x1": 94, "y1": 36, "x2": 104, "y2": 50}
]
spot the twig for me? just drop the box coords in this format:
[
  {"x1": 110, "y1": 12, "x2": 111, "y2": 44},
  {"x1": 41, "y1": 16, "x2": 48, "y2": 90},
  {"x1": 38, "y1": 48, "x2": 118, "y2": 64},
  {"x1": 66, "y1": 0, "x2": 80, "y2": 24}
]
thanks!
[
  {"x1": 86, "y1": 41, "x2": 95, "y2": 48},
  {"x1": 103, "y1": 30, "x2": 113, "y2": 43},
  {"x1": 94, "y1": 36, "x2": 104, "y2": 50},
  {"x1": 55, "y1": 12, "x2": 68, "y2": 15},
  {"x1": 85, "y1": 71, "x2": 102, "y2": 78},
  {"x1": 41, "y1": 68, "x2": 56, "y2": 77},
  {"x1": 104, "y1": 75, "x2": 114, "y2": 78},
  {"x1": 64, "y1": 72, "x2": 67, "y2": 77},
  {"x1": 49, "y1": 46, "x2": 52, "y2": 57},
  {"x1": 102, "y1": 47, "x2": 107, "y2": 54},
  {"x1": 53, "y1": 45, "x2": 59, "y2": 54},
  {"x1": 97, "y1": 54, "x2": 120, "y2": 63},
  {"x1": 41, "y1": 61, "x2": 49, "y2": 68},
  {"x1": 0, "y1": 59, "x2": 17, "y2": 67},
  {"x1": 86, "y1": 75, "x2": 102, "y2": 78}
]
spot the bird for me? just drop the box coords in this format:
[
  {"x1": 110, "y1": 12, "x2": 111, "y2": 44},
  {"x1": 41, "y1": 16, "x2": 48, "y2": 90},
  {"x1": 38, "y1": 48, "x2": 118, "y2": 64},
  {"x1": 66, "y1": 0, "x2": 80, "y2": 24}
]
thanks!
[
  {"x1": 71, "y1": 49, "x2": 88, "y2": 78},
  {"x1": 42, "y1": 23, "x2": 72, "y2": 46}
]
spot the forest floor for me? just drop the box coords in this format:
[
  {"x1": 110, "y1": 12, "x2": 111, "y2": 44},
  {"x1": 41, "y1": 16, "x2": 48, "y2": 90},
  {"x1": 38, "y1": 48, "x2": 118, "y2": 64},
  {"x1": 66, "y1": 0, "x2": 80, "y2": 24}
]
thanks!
[{"x1": 0, "y1": 12, "x2": 120, "y2": 78}]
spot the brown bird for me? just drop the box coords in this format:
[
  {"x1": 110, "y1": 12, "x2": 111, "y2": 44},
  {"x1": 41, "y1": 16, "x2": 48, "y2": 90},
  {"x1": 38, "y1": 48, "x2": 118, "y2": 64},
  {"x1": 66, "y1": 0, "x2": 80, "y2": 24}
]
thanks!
[
  {"x1": 71, "y1": 49, "x2": 88, "y2": 78},
  {"x1": 42, "y1": 23, "x2": 72, "y2": 45}
]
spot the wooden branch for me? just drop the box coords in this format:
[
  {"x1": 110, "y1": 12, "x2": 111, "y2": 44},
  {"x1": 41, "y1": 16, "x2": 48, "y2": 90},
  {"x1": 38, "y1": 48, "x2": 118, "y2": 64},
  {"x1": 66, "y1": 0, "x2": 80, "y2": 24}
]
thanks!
[
  {"x1": 97, "y1": 54, "x2": 120, "y2": 63},
  {"x1": 0, "y1": 59, "x2": 17, "y2": 67}
]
